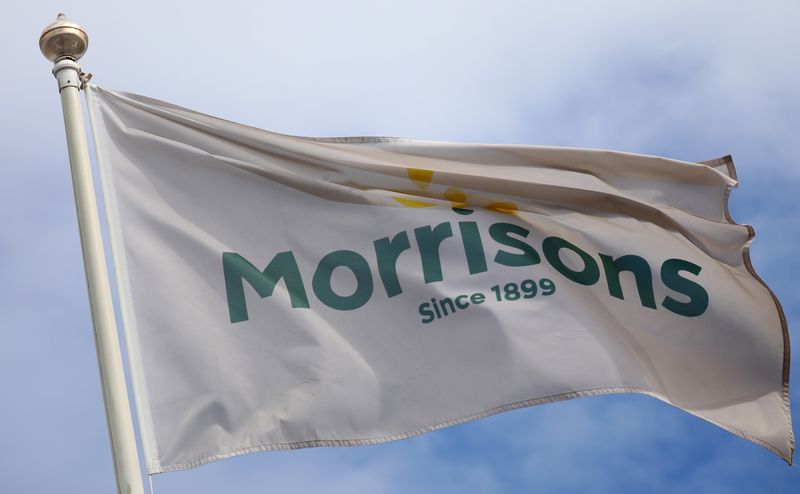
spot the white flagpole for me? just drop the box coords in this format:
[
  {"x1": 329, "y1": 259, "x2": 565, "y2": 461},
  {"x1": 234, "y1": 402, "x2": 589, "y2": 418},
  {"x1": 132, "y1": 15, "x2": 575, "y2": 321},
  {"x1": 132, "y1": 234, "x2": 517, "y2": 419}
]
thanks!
[{"x1": 39, "y1": 14, "x2": 145, "y2": 494}]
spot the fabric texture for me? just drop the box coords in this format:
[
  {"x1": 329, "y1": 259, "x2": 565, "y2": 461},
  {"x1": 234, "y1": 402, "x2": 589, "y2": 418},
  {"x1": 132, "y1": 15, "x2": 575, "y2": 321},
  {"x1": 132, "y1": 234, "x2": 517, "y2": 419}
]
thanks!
[{"x1": 85, "y1": 85, "x2": 792, "y2": 473}]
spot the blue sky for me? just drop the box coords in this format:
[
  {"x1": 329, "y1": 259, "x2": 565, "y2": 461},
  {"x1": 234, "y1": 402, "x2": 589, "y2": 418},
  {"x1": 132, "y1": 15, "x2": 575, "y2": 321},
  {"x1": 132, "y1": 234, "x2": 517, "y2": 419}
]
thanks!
[{"x1": 2, "y1": 1, "x2": 799, "y2": 492}]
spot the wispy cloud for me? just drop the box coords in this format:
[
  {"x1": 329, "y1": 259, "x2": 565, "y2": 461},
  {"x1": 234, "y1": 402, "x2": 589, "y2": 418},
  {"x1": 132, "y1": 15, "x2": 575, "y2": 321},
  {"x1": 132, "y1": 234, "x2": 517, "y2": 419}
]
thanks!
[{"x1": 2, "y1": 1, "x2": 799, "y2": 492}]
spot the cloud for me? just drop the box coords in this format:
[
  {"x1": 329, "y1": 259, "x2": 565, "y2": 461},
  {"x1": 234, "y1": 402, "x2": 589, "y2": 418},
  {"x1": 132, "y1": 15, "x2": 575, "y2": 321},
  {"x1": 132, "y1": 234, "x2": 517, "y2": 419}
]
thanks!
[{"x1": 3, "y1": 1, "x2": 799, "y2": 493}]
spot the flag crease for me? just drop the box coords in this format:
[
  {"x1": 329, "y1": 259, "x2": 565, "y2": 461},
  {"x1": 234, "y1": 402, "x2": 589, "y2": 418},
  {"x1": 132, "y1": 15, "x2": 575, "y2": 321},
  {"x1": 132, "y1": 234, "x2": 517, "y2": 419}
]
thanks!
[{"x1": 85, "y1": 85, "x2": 792, "y2": 473}]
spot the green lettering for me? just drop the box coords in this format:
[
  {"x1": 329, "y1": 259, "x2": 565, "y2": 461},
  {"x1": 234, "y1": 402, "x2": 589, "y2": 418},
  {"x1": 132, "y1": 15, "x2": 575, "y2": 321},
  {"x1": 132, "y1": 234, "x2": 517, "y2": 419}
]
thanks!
[
  {"x1": 223, "y1": 251, "x2": 309, "y2": 323},
  {"x1": 470, "y1": 292, "x2": 485, "y2": 304},
  {"x1": 439, "y1": 297, "x2": 456, "y2": 316},
  {"x1": 459, "y1": 221, "x2": 488, "y2": 274},
  {"x1": 543, "y1": 236, "x2": 599, "y2": 285},
  {"x1": 374, "y1": 231, "x2": 411, "y2": 297},
  {"x1": 661, "y1": 258, "x2": 708, "y2": 317},
  {"x1": 419, "y1": 302, "x2": 435, "y2": 324},
  {"x1": 490, "y1": 222, "x2": 541, "y2": 267},
  {"x1": 600, "y1": 254, "x2": 657, "y2": 309},
  {"x1": 414, "y1": 222, "x2": 454, "y2": 283},
  {"x1": 312, "y1": 250, "x2": 373, "y2": 310}
]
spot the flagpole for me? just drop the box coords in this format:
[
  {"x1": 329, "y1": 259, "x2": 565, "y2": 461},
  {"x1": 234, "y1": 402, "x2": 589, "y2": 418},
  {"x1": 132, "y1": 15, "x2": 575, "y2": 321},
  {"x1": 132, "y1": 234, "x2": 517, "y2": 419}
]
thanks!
[{"x1": 39, "y1": 14, "x2": 145, "y2": 494}]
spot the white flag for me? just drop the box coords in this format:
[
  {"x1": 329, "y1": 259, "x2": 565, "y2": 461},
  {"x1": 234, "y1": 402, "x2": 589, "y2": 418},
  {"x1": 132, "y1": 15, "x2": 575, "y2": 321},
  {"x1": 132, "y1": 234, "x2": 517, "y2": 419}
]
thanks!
[{"x1": 85, "y1": 85, "x2": 793, "y2": 473}]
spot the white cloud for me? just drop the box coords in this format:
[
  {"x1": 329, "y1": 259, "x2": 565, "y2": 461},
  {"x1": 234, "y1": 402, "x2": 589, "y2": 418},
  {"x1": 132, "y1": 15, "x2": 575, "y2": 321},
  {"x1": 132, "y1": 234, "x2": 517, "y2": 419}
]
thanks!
[{"x1": 2, "y1": 1, "x2": 798, "y2": 492}]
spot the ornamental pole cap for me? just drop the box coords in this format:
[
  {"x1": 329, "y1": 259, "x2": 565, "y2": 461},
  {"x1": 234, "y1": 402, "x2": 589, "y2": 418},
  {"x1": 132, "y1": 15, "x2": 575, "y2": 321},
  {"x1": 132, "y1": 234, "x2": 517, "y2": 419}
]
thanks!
[{"x1": 39, "y1": 13, "x2": 89, "y2": 62}]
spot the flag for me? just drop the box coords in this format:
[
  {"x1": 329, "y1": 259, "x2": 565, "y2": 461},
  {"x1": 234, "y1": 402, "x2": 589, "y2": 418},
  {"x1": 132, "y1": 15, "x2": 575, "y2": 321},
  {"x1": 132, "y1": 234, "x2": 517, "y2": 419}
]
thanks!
[{"x1": 85, "y1": 85, "x2": 793, "y2": 473}]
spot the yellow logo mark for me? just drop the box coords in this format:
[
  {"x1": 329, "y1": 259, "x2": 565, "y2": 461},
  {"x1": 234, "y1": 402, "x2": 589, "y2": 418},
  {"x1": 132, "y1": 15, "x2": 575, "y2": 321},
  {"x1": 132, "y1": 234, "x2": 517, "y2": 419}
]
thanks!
[
  {"x1": 393, "y1": 168, "x2": 518, "y2": 216},
  {"x1": 407, "y1": 168, "x2": 434, "y2": 191}
]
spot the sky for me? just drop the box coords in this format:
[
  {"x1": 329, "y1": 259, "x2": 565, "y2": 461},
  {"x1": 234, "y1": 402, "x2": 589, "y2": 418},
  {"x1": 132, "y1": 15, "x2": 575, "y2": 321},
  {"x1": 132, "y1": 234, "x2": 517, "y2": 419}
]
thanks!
[{"x1": 2, "y1": 1, "x2": 799, "y2": 492}]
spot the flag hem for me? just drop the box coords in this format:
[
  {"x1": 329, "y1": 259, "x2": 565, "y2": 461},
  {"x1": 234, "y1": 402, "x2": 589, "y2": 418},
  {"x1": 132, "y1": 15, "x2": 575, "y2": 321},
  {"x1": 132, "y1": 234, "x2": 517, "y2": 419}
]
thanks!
[
  {"x1": 148, "y1": 385, "x2": 791, "y2": 474},
  {"x1": 85, "y1": 85, "x2": 163, "y2": 469},
  {"x1": 704, "y1": 154, "x2": 794, "y2": 465}
]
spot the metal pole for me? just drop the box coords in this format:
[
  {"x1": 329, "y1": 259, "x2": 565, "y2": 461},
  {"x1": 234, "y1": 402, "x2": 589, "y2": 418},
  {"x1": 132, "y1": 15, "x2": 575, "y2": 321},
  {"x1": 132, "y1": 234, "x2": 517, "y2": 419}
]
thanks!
[{"x1": 40, "y1": 14, "x2": 145, "y2": 494}]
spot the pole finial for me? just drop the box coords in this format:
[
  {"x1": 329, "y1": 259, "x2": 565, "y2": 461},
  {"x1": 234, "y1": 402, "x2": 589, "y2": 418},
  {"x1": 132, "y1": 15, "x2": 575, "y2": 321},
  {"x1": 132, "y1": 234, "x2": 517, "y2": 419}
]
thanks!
[{"x1": 39, "y1": 13, "x2": 89, "y2": 62}]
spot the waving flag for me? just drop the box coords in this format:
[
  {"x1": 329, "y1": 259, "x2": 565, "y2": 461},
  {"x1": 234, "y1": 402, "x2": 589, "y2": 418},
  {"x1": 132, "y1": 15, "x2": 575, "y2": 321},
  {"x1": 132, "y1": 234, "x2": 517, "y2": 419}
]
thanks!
[{"x1": 85, "y1": 85, "x2": 792, "y2": 473}]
